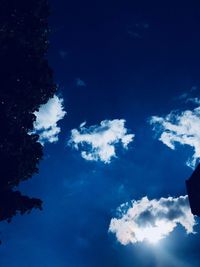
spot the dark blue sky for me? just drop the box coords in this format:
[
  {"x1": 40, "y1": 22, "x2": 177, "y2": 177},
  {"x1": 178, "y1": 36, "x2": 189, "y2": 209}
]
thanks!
[{"x1": 1, "y1": 1, "x2": 200, "y2": 266}]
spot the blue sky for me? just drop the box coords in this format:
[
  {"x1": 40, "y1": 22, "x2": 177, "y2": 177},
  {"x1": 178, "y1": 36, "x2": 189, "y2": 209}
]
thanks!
[{"x1": 1, "y1": 1, "x2": 200, "y2": 266}]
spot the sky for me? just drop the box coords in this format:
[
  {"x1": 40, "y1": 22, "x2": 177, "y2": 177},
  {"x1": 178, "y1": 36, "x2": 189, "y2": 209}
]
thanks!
[{"x1": 1, "y1": 1, "x2": 200, "y2": 266}]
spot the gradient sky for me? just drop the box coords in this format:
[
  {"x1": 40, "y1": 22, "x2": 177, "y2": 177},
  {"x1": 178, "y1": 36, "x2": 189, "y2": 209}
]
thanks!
[{"x1": 1, "y1": 1, "x2": 200, "y2": 267}]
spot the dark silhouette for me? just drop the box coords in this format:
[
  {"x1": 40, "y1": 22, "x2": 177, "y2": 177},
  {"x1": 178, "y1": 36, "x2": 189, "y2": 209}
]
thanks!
[
  {"x1": 186, "y1": 164, "x2": 200, "y2": 217},
  {"x1": 0, "y1": 0, "x2": 56, "y2": 222}
]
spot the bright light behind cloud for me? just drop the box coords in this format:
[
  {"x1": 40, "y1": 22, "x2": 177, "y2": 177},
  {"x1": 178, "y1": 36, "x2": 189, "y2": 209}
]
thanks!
[
  {"x1": 150, "y1": 100, "x2": 200, "y2": 168},
  {"x1": 33, "y1": 95, "x2": 66, "y2": 145},
  {"x1": 68, "y1": 119, "x2": 134, "y2": 163},
  {"x1": 109, "y1": 195, "x2": 196, "y2": 245}
]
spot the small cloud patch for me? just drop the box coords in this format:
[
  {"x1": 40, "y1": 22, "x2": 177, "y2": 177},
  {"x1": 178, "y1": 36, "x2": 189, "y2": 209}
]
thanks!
[
  {"x1": 32, "y1": 95, "x2": 66, "y2": 145},
  {"x1": 150, "y1": 100, "x2": 200, "y2": 168},
  {"x1": 68, "y1": 119, "x2": 134, "y2": 163},
  {"x1": 76, "y1": 78, "x2": 86, "y2": 87}
]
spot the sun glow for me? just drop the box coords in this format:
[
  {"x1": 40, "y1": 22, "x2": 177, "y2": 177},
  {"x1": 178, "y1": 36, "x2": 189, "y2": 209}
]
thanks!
[
  {"x1": 136, "y1": 220, "x2": 174, "y2": 244},
  {"x1": 109, "y1": 195, "x2": 196, "y2": 246}
]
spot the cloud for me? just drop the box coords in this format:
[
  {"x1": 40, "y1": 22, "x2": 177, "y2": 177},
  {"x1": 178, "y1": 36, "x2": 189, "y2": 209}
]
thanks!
[
  {"x1": 177, "y1": 86, "x2": 198, "y2": 101},
  {"x1": 32, "y1": 95, "x2": 66, "y2": 145},
  {"x1": 150, "y1": 102, "x2": 200, "y2": 168},
  {"x1": 186, "y1": 97, "x2": 200, "y2": 105},
  {"x1": 127, "y1": 22, "x2": 149, "y2": 39},
  {"x1": 68, "y1": 119, "x2": 134, "y2": 163},
  {"x1": 109, "y1": 195, "x2": 196, "y2": 245},
  {"x1": 76, "y1": 78, "x2": 86, "y2": 87}
]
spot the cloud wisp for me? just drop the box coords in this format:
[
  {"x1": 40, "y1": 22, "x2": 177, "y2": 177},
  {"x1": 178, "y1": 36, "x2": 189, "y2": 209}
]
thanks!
[
  {"x1": 109, "y1": 195, "x2": 196, "y2": 245},
  {"x1": 33, "y1": 95, "x2": 66, "y2": 145},
  {"x1": 68, "y1": 119, "x2": 134, "y2": 163},
  {"x1": 76, "y1": 78, "x2": 86, "y2": 87},
  {"x1": 150, "y1": 101, "x2": 200, "y2": 168}
]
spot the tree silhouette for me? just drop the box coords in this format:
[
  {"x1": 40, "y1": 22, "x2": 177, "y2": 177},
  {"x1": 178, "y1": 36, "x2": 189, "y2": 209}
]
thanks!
[{"x1": 0, "y1": 0, "x2": 56, "y2": 222}]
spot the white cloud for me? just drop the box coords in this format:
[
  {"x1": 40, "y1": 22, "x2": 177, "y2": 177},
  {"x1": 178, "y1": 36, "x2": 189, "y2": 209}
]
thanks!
[
  {"x1": 68, "y1": 119, "x2": 134, "y2": 163},
  {"x1": 33, "y1": 95, "x2": 66, "y2": 145},
  {"x1": 109, "y1": 195, "x2": 196, "y2": 245},
  {"x1": 150, "y1": 102, "x2": 200, "y2": 168}
]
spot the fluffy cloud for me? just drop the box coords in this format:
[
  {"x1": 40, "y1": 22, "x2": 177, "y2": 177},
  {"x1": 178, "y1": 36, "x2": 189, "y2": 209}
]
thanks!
[
  {"x1": 68, "y1": 119, "x2": 134, "y2": 163},
  {"x1": 32, "y1": 95, "x2": 66, "y2": 144},
  {"x1": 150, "y1": 102, "x2": 200, "y2": 168},
  {"x1": 109, "y1": 195, "x2": 196, "y2": 245}
]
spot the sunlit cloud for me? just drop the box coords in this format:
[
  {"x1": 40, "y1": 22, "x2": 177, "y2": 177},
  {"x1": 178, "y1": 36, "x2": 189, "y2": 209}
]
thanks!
[
  {"x1": 68, "y1": 119, "x2": 134, "y2": 163},
  {"x1": 32, "y1": 95, "x2": 66, "y2": 145},
  {"x1": 109, "y1": 195, "x2": 196, "y2": 245},
  {"x1": 150, "y1": 100, "x2": 200, "y2": 168}
]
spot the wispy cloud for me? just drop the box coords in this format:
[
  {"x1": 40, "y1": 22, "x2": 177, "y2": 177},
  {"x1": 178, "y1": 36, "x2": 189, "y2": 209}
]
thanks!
[
  {"x1": 127, "y1": 22, "x2": 149, "y2": 39},
  {"x1": 150, "y1": 100, "x2": 200, "y2": 168},
  {"x1": 186, "y1": 97, "x2": 200, "y2": 105},
  {"x1": 33, "y1": 95, "x2": 66, "y2": 145},
  {"x1": 109, "y1": 195, "x2": 196, "y2": 245},
  {"x1": 76, "y1": 78, "x2": 86, "y2": 87},
  {"x1": 59, "y1": 50, "x2": 68, "y2": 59},
  {"x1": 68, "y1": 119, "x2": 134, "y2": 163}
]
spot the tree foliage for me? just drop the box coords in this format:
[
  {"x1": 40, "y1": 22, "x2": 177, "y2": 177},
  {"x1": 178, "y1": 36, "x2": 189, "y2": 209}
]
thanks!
[{"x1": 0, "y1": 0, "x2": 56, "y2": 222}]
